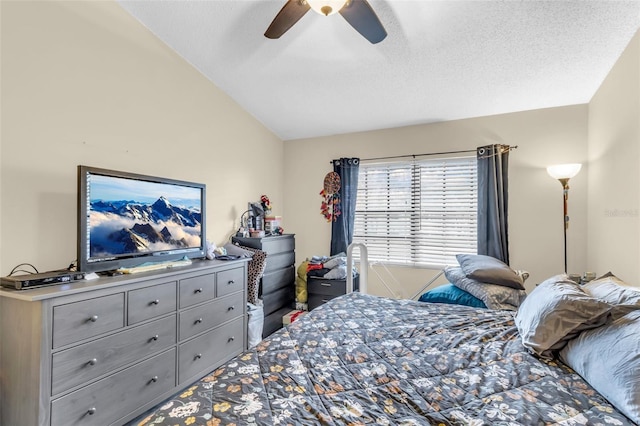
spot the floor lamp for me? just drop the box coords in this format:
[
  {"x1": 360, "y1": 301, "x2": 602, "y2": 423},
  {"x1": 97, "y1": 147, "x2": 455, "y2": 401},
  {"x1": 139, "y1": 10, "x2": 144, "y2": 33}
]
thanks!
[{"x1": 546, "y1": 163, "x2": 582, "y2": 273}]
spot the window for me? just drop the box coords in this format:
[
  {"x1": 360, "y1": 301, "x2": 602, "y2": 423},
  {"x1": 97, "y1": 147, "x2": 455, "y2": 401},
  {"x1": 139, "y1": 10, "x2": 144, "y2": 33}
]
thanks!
[{"x1": 353, "y1": 156, "x2": 477, "y2": 268}]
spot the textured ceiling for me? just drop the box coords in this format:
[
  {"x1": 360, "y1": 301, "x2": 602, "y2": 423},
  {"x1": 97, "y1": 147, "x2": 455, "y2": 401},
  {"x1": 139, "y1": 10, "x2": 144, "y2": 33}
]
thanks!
[{"x1": 118, "y1": 0, "x2": 640, "y2": 141}]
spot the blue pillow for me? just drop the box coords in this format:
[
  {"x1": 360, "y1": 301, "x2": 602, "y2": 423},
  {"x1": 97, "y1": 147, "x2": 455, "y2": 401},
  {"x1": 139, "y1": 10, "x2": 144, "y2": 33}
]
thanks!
[{"x1": 418, "y1": 283, "x2": 487, "y2": 308}]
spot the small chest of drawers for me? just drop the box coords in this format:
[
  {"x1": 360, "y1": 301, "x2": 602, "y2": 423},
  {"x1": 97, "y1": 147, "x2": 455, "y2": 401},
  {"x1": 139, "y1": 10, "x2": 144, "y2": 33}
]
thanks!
[
  {"x1": 0, "y1": 259, "x2": 249, "y2": 426},
  {"x1": 307, "y1": 274, "x2": 359, "y2": 310},
  {"x1": 232, "y1": 234, "x2": 295, "y2": 337}
]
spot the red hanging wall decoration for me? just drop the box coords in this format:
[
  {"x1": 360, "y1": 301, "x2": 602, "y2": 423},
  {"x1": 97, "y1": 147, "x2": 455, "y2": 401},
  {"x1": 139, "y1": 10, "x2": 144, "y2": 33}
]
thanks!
[{"x1": 320, "y1": 171, "x2": 342, "y2": 222}]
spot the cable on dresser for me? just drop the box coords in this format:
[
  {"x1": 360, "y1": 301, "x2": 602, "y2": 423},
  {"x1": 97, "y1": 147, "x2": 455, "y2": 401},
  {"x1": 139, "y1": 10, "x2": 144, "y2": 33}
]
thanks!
[{"x1": 8, "y1": 263, "x2": 39, "y2": 276}]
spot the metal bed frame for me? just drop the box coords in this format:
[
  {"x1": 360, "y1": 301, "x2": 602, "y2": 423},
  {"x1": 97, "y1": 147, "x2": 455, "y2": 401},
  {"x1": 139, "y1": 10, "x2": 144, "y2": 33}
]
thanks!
[{"x1": 346, "y1": 242, "x2": 446, "y2": 300}]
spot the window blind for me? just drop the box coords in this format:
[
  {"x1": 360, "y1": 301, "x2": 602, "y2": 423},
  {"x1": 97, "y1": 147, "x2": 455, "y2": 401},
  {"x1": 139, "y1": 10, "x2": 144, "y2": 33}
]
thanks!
[{"x1": 353, "y1": 156, "x2": 477, "y2": 268}]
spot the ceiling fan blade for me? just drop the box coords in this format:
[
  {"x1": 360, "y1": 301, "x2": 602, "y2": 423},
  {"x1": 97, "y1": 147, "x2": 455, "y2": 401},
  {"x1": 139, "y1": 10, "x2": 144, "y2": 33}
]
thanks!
[
  {"x1": 264, "y1": 0, "x2": 311, "y2": 39},
  {"x1": 339, "y1": 0, "x2": 387, "y2": 44}
]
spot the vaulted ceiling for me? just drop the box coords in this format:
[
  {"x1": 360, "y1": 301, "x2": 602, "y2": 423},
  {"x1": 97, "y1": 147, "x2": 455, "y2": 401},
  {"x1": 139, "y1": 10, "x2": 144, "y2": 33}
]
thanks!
[{"x1": 118, "y1": 0, "x2": 640, "y2": 140}]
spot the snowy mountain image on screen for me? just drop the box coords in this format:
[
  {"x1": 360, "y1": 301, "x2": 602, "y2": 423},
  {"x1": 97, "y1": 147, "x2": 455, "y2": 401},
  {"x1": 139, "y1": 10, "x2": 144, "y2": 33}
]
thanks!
[{"x1": 89, "y1": 196, "x2": 202, "y2": 257}]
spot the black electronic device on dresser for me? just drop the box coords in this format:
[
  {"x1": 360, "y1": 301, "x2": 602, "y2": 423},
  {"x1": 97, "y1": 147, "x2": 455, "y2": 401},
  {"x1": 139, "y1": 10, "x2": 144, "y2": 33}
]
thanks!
[
  {"x1": 307, "y1": 274, "x2": 360, "y2": 311},
  {"x1": 232, "y1": 234, "x2": 295, "y2": 337}
]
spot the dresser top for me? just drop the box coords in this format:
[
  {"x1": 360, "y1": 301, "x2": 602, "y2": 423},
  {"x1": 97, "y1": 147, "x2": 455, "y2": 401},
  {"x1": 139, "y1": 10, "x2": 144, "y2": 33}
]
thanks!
[
  {"x1": 0, "y1": 258, "x2": 249, "y2": 302},
  {"x1": 232, "y1": 233, "x2": 295, "y2": 241}
]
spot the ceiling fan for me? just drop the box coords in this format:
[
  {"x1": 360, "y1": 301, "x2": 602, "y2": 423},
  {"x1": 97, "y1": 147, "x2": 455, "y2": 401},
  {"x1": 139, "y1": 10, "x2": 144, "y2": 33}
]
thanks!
[{"x1": 264, "y1": 0, "x2": 387, "y2": 44}]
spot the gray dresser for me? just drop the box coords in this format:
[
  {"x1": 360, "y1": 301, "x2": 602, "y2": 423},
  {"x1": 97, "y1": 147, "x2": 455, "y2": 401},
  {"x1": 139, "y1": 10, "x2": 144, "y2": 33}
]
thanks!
[
  {"x1": 0, "y1": 259, "x2": 248, "y2": 426},
  {"x1": 232, "y1": 234, "x2": 295, "y2": 337}
]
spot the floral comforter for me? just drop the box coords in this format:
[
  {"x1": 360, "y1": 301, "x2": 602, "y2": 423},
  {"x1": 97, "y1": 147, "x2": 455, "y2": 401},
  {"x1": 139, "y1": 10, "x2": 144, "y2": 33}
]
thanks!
[{"x1": 130, "y1": 292, "x2": 633, "y2": 426}]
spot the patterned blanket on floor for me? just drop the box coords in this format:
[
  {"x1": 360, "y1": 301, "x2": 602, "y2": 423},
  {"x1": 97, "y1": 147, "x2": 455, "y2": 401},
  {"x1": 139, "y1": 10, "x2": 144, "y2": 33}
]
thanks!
[{"x1": 130, "y1": 292, "x2": 634, "y2": 425}]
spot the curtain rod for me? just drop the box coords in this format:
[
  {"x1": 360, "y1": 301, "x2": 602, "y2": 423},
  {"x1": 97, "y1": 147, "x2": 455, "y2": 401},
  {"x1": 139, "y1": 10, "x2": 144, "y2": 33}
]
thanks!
[{"x1": 330, "y1": 145, "x2": 517, "y2": 164}]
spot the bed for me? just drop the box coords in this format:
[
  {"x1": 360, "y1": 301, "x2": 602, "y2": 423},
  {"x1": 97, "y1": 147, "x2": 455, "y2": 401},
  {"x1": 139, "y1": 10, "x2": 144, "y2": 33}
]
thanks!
[{"x1": 130, "y1": 283, "x2": 638, "y2": 426}]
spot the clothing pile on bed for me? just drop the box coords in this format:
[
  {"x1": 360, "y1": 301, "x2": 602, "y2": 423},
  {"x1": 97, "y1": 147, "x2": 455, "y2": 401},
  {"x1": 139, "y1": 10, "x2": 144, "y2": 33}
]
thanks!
[
  {"x1": 419, "y1": 254, "x2": 528, "y2": 310},
  {"x1": 306, "y1": 252, "x2": 357, "y2": 280}
]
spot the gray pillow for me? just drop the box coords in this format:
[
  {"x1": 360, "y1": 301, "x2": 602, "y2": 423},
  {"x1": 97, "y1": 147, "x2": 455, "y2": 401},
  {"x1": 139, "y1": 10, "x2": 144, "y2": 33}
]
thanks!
[
  {"x1": 456, "y1": 254, "x2": 525, "y2": 290},
  {"x1": 560, "y1": 310, "x2": 640, "y2": 424},
  {"x1": 445, "y1": 267, "x2": 527, "y2": 310},
  {"x1": 515, "y1": 275, "x2": 615, "y2": 358}
]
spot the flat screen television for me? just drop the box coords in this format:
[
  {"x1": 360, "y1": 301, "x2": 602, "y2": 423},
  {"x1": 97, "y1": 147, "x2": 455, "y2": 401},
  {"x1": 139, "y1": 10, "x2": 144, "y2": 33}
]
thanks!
[{"x1": 78, "y1": 165, "x2": 206, "y2": 273}]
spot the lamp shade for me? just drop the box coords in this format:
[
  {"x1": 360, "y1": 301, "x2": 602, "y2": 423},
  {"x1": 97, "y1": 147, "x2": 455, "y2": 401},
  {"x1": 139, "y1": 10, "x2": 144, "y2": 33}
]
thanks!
[
  {"x1": 307, "y1": 0, "x2": 348, "y2": 16},
  {"x1": 547, "y1": 163, "x2": 582, "y2": 180}
]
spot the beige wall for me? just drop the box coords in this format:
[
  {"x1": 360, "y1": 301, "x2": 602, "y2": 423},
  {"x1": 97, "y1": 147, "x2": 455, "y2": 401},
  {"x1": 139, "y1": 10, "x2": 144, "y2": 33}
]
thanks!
[
  {"x1": 0, "y1": 1, "x2": 284, "y2": 275},
  {"x1": 284, "y1": 106, "x2": 589, "y2": 297},
  {"x1": 3, "y1": 0, "x2": 635, "y2": 296},
  {"x1": 587, "y1": 31, "x2": 640, "y2": 286}
]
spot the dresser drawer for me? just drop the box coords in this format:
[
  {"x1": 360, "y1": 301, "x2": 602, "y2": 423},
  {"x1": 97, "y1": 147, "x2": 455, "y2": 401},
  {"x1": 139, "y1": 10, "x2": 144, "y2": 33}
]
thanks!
[
  {"x1": 53, "y1": 293, "x2": 125, "y2": 349},
  {"x1": 232, "y1": 235, "x2": 294, "y2": 255},
  {"x1": 51, "y1": 315, "x2": 176, "y2": 396},
  {"x1": 128, "y1": 281, "x2": 177, "y2": 325},
  {"x1": 264, "y1": 251, "x2": 295, "y2": 273},
  {"x1": 179, "y1": 292, "x2": 244, "y2": 340},
  {"x1": 216, "y1": 267, "x2": 244, "y2": 297},
  {"x1": 263, "y1": 285, "x2": 294, "y2": 317},
  {"x1": 262, "y1": 265, "x2": 295, "y2": 294},
  {"x1": 308, "y1": 294, "x2": 340, "y2": 311},
  {"x1": 307, "y1": 275, "x2": 359, "y2": 296},
  {"x1": 50, "y1": 349, "x2": 176, "y2": 426},
  {"x1": 307, "y1": 278, "x2": 346, "y2": 296},
  {"x1": 179, "y1": 273, "x2": 216, "y2": 308},
  {"x1": 178, "y1": 317, "x2": 244, "y2": 384},
  {"x1": 260, "y1": 236, "x2": 295, "y2": 254}
]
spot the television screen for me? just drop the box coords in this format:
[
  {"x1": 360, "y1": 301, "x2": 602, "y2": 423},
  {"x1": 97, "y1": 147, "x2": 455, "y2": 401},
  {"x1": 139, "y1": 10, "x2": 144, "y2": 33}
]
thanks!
[{"x1": 78, "y1": 166, "x2": 206, "y2": 273}]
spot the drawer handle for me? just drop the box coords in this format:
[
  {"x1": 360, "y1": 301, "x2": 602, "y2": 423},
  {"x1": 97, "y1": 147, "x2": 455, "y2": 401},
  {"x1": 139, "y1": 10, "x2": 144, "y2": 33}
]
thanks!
[
  {"x1": 87, "y1": 407, "x2": 96, "y2": 416},
  {"x1": 194, "y1": 353, "x2": 202, "y2": 360},
  {"x1": 89, "y1": 315, "x2": 99, "y2": 322},
  {"x1": 227, "y1": 280, "x2": 235, "y2": 285},
  {"x1": 195, "y1": 318, "x2": 203, "y2": 324},
  {"x1": 228, "y1": 336, "x2": 235, "y2": 343},
  {"x1": 151, "y1": 334, "x2": 159, "y2": 341},
  {"x1": 320, "y1": 283, "x2": 332, "y2": 287},
  {"x1": 150, "y1": 299, "x2": 160, "y2": 305},
  {"x1": 195, "y1": 287, "x2": 203, "y2": 294},
  {"x1": 227, "y1": 306, "x2": 235, "y2": 311},
  {"x1": 88, "y1": 358, "x2": 98, "y2": 366},
  {"x1": 150, "y1": 375, "x2": 159, "y2": 383}
]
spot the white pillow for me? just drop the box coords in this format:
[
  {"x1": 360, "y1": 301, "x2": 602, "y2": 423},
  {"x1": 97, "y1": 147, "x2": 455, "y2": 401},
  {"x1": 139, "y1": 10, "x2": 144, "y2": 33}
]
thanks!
[{"x1": 583, "y1": 273, "x2": 640, "y2": 306}]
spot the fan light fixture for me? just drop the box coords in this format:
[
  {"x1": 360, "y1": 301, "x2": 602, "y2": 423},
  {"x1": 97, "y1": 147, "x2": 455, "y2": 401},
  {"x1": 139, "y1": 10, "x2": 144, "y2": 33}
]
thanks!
[
  {"x1": 546, "y1": 163, "x2": 582, "y2": 273},
  {"x1": 307, "y1": 0, "x2": 348, "y2": 16},
  {"x1": 265, "y1": 0, "x2": 386, "y2": 44}
]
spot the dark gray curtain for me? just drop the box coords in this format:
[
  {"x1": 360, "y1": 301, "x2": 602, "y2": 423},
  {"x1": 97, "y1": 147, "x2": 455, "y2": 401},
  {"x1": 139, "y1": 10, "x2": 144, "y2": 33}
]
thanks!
[
  {"x1": 330, "y1": 158, "x2": 360, "y2": 256},
  {"x1": 477, "y1": 145, "x2": 510, "y2": 264}
]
